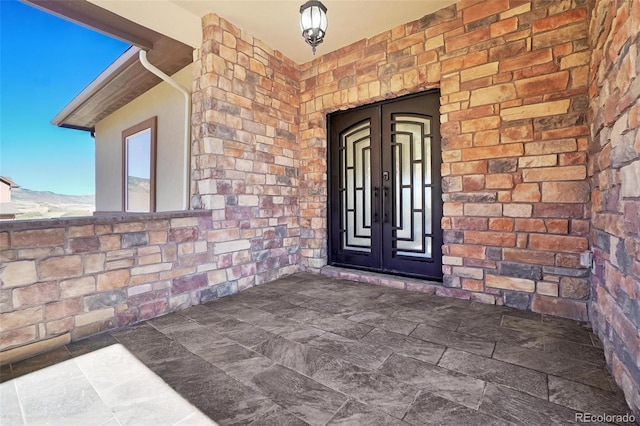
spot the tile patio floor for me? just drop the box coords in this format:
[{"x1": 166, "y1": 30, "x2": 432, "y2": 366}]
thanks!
[{"x1": 1, "y1": 273, "x2": 636, "y2": 425}]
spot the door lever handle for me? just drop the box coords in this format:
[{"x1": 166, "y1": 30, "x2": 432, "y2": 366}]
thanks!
[
  {"x1": 382, "y1": 186, "x2": 390, "y2": 223},
  {"x1": 373, "y1": 186, "x2": 380, "y2": 223}
]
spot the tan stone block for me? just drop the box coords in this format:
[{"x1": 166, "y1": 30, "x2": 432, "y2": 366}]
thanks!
[
  {"x1": 425, "y1": 34, "x2": 444, "y2": 51},
  {"x1": 515, "y1": 72, "x2": 569, "y2": 97},
  {"x1": 501, "y1": 125, "x2": 533, "y2": 143},
  {"x1": 512, "y1": 183, "x2": 541, "y2": 202},
  {"x1": 522, "y1": 166, "x2": 586, "y2": 182},
  {"x1": 500, "y1": 49, "x2": 553, "y2": 72},
  {"x1": 13, "y1": 282, "x2": 58, "y2": 308},
  {"x1": 38, "y1": 256, "x2": 83, "y2": 281},
  {"x1": 60, "y1": 276, "x2": 96, "y2": 298},
  {"x1": 45, "y1": 298, "x2": 82, "y2": 320},
  {"x1": 486, "y1": 274, "x2": 535, "y2": 292},
  {"x1": 69, "y1": 225, "x2": 95, "y2": 238},
  {"x1": 532, "y1": 8, "x2": 588, "y2": 33},
  {"x1": 518, "y1": 155, "x2": 558, "y2": 169},
  {"x1": 531, "y1": 294, "x2": 587, "y2": 321},
  {"x1": 460, "y1": 62, "x2": 499, "y2": 82},
  {"x1": 560, "y1": 51, "x2": 591, "y2": 69},
  {"x1": 11, "y1": 228, "x2": 65, "y2": 248},
  {"x1": 0, "y1": 307, "x2": 42, "y2": 333},
  {"x1": 463, "y1": 203, "x2": 502, "y2": 217},
  {"x1": 532, "y1": 23, "x2": 588, "y2": 49},
  {"x1": 500, "y1": 3, "x2": 531, "y2": 19},
  {"x1": 131, "y1": 263, "x2": 172, "y2": 275},
  {"x1": 113, "y1": 222, "x2": 145, "y2": 233},
  {"x1": 541, "y1": 181, "x2": 590, "y2": 203},
  {"x1": 529, "y1": 234, "x2": 588, "y2": 253},
  {"x1": 462, "y1": 143, "x2": 524, "y2": 161},
  {"x1": 525, "y1": 139, "x2": 577, "y2": 155},
  {"x1": 621, "y1": 161, "x2": 640, "y2": 197},
  {"x1": 451, "y1": 160, "x2": 488, "y2": 175},
  {"x1": 97, "y1": 270, "x2": 130, "y2": 291},
  {"x1": 469, "y1": 84, "x2": 516, "y2": 107},
  {"x1": 501, "y1": 100, "x2": 571, "y2": 121},
  {"x1": 559, "y1": 277, "x2": 589, "y2": 299},
  {"x1": 45, "y1": 317, "x2": 74, "y2": 336},
  {"x1": 74, "y1": 308, "x2": 114, "y2": 327},
  {"x1": 461, "y1": 116, "x2": 501, "y2": 133},
  {"x1": 536, "y1": 281, "x2": 559, "y2": 297},
  {"x1": 1, "y1": 260, "x2": 37, "y2": 288},
  {"x1": 486, "y1": 174, "x2": 514, "y2": 189},
  {"x1": 503, "y1": 204, "x2": 533, "y2": 218},
  {"x1": 0, "y1": 232, "x2": 8, "y2": 250}
]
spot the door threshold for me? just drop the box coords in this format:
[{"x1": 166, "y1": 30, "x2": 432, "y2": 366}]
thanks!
[{"x1": 321, "y1": 265, "x2": 469, "y2": 299}]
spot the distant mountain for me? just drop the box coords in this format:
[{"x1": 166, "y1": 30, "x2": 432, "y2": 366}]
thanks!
[{"x1": 10, "y1": 188, "x2": 95, "y2": 219}]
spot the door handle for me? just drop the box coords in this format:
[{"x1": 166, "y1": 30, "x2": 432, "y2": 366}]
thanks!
[
  {"x1": 373, "y1": 186, "x2": 380, "y2": 223},
  {"x1": 382, "y1": 186, "x2": 390, "y2": 223}
]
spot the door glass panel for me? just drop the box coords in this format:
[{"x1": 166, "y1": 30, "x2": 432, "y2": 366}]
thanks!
[
  {"x1": 340, "y1": 120, "x2": 371, "y2": 252},
  {"x1": 392, "y1": 114, "x2": 433, "y2": 259}
]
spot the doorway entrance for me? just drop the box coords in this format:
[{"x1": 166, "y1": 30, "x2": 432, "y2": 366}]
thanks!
[{"x1": 328, "y1": 91, "x2": 443, "y2": 280}]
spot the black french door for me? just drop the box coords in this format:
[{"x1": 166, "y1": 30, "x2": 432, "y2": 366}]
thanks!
[{"x1": 328, "y1": 91, "x2": 443, "y2": 280}]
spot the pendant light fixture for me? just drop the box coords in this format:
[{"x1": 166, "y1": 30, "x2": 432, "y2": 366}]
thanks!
[{"x1": 299, "y1": 0, "x2": 328, "y2": 55}]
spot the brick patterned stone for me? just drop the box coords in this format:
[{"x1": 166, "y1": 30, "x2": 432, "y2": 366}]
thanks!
[
  {"x1": 0, "y1": 260, "x2": 37, "y2": 288},
  {"x1": 38, "y1": 256, "x2": 83, "y2": 280},
  {"x1": 589, "y1": 0, "x2": 640, "y2": 417}
]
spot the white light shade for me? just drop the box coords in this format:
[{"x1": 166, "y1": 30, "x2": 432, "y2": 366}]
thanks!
[{"x1": 299, "y1": 1, "x2": 327, "y2": 55}]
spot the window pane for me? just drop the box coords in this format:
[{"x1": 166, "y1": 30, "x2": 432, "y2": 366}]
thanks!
[{"x1": 126, "y1": 129, "x2": 151, "y2": 212}]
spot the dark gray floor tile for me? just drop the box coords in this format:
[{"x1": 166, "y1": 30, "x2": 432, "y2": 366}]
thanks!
[
  {"x1": 479, "y1": 383, "x2": 580, "y2": 426},
  {"x1": 280, "y1": 327, "x2": 327, "y2": 344},
  {"x1": 252, "y1": 364, "x2": 347, "y2": 426},
  {"x1": 178, "y1": 304, "x2": 229, "y2": 325},
  {"x1": 260, "y1": 300, "x2": 307, "y2": 316},
  {"x1": 166, "y1": 325, "x2": 235, "y2": 353},
  {"x1": 543, "y1": 337, "x2": 607, "y2": 366},
  {"x1": 404, "y1": 391, "x2": 510, "y2": 426},
  {"x1": 255, "y1": 335, "x2": 334, "y2": 377},
  {"x1": 438, "y1": 348, "x2": 548, "y2": 399},
  {"x1": 378, "y1": 353, "x2": 486, "y2": 409},
  {"x1": 218, "y1": 355, "x2": 275, "y2": 392},
  {"x1": 312, "y1": 358, "x2": 418, "y2": 419},
  {"x1": 249, "y1": 405, "x2": 310, "y2": 426},
  {"x1": 468, "y1": 301, "x2": 542, "y2": 321},
  {"x1": 298, "y1": 298, "x2": 361, "y2": 316},
  {"x1": 326, "y1": 398, "x2": 409, "y2": 425},
  {"x1": 218, "y1": 304, "x2": 280, "y2": 324},
  {"x1": 213, "y1": 318, "x2": 277, "y2": 348},
  {"x1": 306, "y1": 315, "x2": 373, "y2": 340},
  {"x1": 548, "y1": 375, "x2": 633, "y2": 416},
  {"x1": 457, "y1": 320, "x2": 546, "y2": 349},
  {"x1": 66, "y1": 332, "x2": 118, "y2": 357},
  {"x1": 391, "y1": 306, "x2": 462, "y2": 331},
  {"x1": 501, "y1": 315, "x2": 592, "y2": 345},
  {"x1": 347, "y1": 311, "x2": 418, "y2": 335},
  {"x1": 375, "y1": 291, "x2": 432, "y2": 306},
  {"x1": 146, "y1": 312, "x2": 199, "y2": 333},
  {"x1": 199, "y1": 342, "x2": 262, "y2": 366},
  {"x1": 360, "y1": 328, "x2": 444, "y2": 364},
  {"x1": 175, "y1": 368, "x2": 275, "y2": 426},
  {"x1": 10, "y1": 347, "x2": 72, "y2": 378},
  {"x1": 492, "y1": 343, "x2": 613, "y2": 391},
  {"x1": 410, "y1": 323, "x2": 495, "y2": 357},
  {"x1": 306, "y1": 332, "x2": 393, "y2": 370}
]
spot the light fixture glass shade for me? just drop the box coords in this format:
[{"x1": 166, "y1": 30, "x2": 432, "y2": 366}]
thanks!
[{"x1": 300, "y1": 0, "x2": 327, "y2": 55}]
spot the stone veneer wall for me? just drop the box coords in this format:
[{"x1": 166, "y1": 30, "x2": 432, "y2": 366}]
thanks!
[
  {"x1": 588, "y1": 0, "x2": 640, "y2": 416},
  {"x1": 190, "y1": 14, "x2": 301, "y2": 288},
  {"x1": 298, "y1": 0, "x2": 593, "y2": 318},
  {"x1": 0, "y1": 211, "x2": 248, "y2": 363}
]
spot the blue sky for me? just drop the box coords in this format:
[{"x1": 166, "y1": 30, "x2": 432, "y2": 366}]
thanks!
[{"x1": 1, "y1": 0, "x2": 129, "y2": 195}]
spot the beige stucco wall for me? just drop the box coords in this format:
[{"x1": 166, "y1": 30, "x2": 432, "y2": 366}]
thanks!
[
  {"x1": 94, "y1": 64, "x2": 192, "y2": 212},
  {"x1": 0, "y1": 183, "x2": 10, "y2": 203}
]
